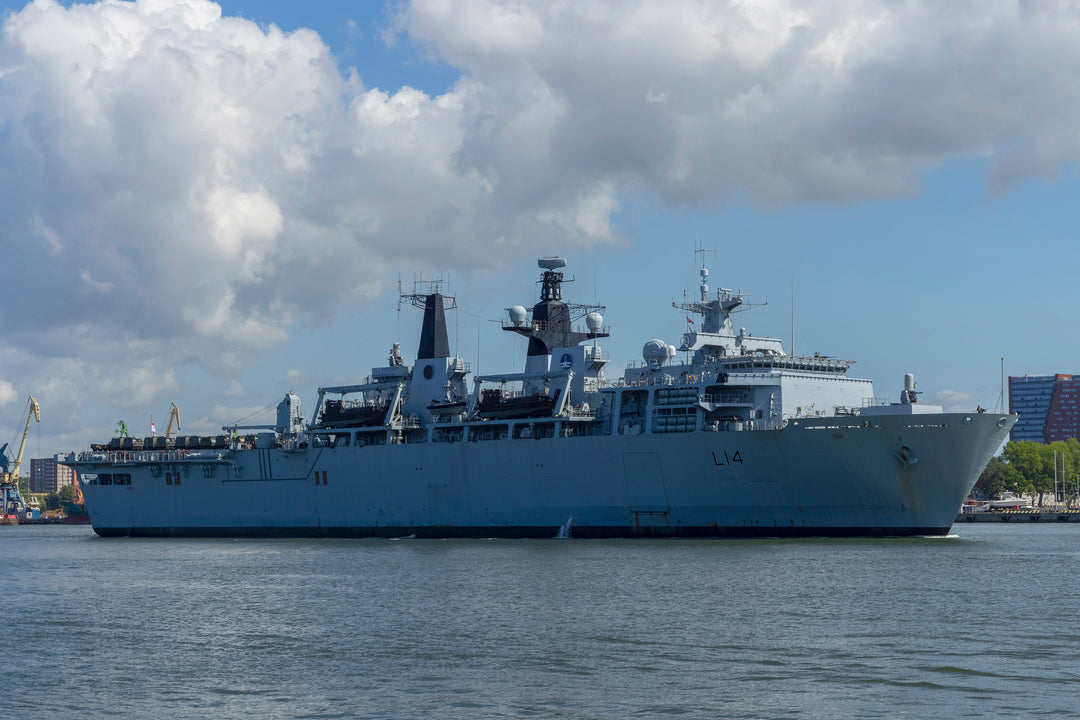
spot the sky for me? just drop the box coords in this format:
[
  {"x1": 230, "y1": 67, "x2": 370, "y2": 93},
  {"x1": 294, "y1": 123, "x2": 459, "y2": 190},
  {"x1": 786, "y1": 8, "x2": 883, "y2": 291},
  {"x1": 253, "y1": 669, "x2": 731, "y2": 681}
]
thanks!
[{"x1": 1, "y1": 0, "x2": 1079, "y2": 460}]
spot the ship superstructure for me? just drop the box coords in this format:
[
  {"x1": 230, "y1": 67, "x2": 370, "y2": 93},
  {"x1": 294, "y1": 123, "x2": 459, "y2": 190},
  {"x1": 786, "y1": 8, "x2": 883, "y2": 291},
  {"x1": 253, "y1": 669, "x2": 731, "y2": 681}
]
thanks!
[{"x1": 62, "y1": 257, "x2": 1015, "y2": 538}]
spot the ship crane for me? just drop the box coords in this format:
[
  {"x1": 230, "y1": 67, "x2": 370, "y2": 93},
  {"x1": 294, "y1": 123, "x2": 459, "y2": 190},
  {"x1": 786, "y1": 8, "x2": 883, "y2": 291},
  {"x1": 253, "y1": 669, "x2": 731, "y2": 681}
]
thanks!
[
  {"x1": 1, "y1": 395, "x2": 40, "y2": 523},
  {"x1": 164, "y1": 403, "x2": 181, "y2": 438}
]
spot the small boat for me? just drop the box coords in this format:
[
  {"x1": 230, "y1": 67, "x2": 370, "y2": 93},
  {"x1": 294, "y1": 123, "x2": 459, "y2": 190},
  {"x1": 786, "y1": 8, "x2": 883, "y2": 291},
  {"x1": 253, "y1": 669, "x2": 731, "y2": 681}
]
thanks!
[
  {"x1": 61, "y1": 499, "x2": 91, "y2": 524},
  {"x1": 475, "y1": 388, "x2": 558, "y2": 419},
  {"x1": 988, "y1": 492, "x2": 1032, "y2": 510},
  {"x1": 317, "y1": 399, "x2": 387, "y2": 428}
]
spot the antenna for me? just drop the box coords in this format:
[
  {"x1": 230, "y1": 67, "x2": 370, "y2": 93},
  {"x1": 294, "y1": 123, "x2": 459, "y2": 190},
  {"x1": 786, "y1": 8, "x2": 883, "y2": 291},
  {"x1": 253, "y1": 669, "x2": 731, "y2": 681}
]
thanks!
[
  {"x1": 398, "y1": 272, "x2": 457, "y2": 311},
  {"x1": 693, "y1": 239, "x2": 718, "y2": 277},
  {"x1": 999, "y1": 357, "x2": 1005, "y2": 414}
]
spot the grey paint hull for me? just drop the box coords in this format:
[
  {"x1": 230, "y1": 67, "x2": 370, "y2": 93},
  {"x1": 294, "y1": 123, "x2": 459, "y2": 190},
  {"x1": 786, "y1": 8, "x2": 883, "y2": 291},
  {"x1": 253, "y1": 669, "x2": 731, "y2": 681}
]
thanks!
[{"x1": 68, "y1": 412, "x2": 1012, "y2": 538}]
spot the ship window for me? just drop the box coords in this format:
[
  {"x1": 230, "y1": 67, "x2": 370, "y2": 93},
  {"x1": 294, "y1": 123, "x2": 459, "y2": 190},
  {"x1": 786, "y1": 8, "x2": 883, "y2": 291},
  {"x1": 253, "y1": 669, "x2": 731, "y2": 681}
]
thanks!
[
  {"x1": 433, "y1": 427, "x2": 464, "y2": 443},
  {"x1": 99, "y1": 474, "x2": 112, "y2": 486},
  {"x1": 166, "y1": 473, "x2": 173, "y2": 485},
  {"x1": 174, "y1": 475, "x2": 181, "y2": 486},
  {"x1": 115, "y1": 473, "x2": 132, "y2": 486},
  {"x1": 355, "y1": 431, "x2": 387, "y2": 447},
  {"x1": 469, "y1": 425, "x2": 508, "y2": 442}
]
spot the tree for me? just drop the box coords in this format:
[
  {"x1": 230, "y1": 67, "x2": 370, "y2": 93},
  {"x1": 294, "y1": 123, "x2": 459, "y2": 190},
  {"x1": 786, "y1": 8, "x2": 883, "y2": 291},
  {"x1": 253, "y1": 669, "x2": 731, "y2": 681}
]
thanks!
[
  {"x1": 43, "y1": 492, "x2": 60, "y2": 510},
  {"x1": 59, "y1": 484, "x2": 75, "y2": 502},
  {"x1": 975, "y1": 456, "x2": 1023, "y2": 499},
  {"x1": 1045, "y1": 439, "x2": 1080, "y2": 503},
  {"x1": 1003, "y1": 441, "x2": 1058, "y2": 506}
]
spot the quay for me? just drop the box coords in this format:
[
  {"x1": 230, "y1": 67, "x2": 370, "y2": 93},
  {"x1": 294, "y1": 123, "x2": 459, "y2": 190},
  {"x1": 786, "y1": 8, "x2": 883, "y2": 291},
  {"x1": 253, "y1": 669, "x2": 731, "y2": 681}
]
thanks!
[{"x1": 956, "y1": 509, "x2": 1080, "y2": 523}]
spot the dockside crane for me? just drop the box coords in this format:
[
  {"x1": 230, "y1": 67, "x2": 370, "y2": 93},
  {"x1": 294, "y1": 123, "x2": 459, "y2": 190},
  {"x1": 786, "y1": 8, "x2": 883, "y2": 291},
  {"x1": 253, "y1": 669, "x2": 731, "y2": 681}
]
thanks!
[
  {"x1": 165, "y1": 402, "x2": 180, "y2": 438},
  {"x1": 1, "y1": 395, "x2": 40, "y2": 522}
]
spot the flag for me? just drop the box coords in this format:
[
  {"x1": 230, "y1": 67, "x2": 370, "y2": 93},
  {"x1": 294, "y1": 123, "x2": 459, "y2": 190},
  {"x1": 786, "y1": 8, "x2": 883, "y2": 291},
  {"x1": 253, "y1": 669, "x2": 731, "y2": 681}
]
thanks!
[
  {"x1": 686, "y1": 316, "x2": 694, "y2": 326},
  {"x1": 151, "y1": 419, "x2": 156, "y2": 437}
]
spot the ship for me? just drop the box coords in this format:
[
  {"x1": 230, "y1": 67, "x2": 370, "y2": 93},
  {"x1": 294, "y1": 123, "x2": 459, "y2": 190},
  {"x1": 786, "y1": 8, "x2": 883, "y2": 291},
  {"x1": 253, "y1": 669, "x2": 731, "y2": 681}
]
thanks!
[
  {"x1": 61, "y1": 476, "x2": 92, "y2": 525},
  {"x1": 60, "y1": 256, "x2": 1015, "y2": 538}
]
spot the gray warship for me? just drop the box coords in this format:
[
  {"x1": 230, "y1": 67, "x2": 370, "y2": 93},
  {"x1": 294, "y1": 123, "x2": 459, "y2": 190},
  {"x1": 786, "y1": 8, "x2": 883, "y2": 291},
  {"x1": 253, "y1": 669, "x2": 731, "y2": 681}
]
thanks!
[{"x1": 61, "y1": 257, "x2": 1015, "y2": 537}]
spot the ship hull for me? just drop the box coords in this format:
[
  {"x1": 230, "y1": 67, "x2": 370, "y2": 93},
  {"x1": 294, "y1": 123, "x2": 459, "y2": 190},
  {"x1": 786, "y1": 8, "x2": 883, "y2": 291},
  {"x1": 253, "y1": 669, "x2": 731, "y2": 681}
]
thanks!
[
  {"x1": 89, "y1": 525, "x2": 949, "y2": 539},
  {"x1": 66, "y1": 412, "x2": 1012, "y2": 539}
]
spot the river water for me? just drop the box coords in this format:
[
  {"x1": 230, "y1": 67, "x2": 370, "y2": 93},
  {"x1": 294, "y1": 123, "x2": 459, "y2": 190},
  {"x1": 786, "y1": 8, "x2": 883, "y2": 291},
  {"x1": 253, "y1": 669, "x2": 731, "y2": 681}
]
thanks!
[{"x1": 3, "y1": 524, "x2": 1078, "y2": 719}]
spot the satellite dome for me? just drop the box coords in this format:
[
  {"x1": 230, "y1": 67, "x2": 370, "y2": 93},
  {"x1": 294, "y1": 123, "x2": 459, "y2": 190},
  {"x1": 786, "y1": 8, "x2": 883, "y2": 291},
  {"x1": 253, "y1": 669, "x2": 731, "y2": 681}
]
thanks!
[
  {"x1": 508, "y1": 305, "x2": 527, "y2": 326},
  {"x1": 585, "y1": 312, "x2": 603, "y2": 332},
  {"x1": 643, "y1": 339, "x2": 669, "y2": 366}
]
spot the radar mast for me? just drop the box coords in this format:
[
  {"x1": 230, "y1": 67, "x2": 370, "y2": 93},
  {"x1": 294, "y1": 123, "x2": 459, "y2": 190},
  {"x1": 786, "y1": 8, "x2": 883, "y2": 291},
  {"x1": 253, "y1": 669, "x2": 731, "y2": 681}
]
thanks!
[
  {"x1": 673, "y1": 242, "x2": 764, "y2": 334},
  {"x1": 399, "y1": 274, "x2": 458, "y2": 360}
]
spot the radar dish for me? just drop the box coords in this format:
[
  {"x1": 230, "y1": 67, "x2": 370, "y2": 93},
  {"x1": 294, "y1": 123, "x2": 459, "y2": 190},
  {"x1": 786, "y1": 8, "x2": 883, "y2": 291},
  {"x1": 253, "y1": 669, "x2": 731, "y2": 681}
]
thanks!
[
  {"x1": 586, "y1": 312, "x2": 603, "y2": 331},
  {"x1": 538, "y1": 257, "x2": 568, "y2": 270}
]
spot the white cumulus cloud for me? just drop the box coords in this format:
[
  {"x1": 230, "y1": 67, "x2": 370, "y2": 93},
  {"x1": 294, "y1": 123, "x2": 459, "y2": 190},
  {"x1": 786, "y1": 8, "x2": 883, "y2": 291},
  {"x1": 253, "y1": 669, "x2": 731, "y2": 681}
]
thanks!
[
  {"x1": 0, "y1": 377, "x2": 16, "y2": 406},
  {"x1": 397, "y1": 0, "x2": 1080, "y2": 206}
]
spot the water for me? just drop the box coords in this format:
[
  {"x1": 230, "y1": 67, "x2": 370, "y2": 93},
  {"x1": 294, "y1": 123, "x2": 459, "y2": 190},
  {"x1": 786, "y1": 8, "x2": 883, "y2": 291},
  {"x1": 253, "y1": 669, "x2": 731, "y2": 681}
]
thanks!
[{"x1": 3, "y1": 524, "x2": 1079, "y2": 719}]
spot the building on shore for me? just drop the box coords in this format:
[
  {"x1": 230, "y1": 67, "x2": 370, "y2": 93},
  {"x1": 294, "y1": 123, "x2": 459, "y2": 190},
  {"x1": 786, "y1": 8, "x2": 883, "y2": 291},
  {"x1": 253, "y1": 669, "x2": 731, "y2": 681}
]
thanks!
[
  {"x1": 1009, "y1": 374, "x2": 1080, "y2": 443},
  {"x1": 29, "y1": 457, "x2": 76, "y2": 493}
]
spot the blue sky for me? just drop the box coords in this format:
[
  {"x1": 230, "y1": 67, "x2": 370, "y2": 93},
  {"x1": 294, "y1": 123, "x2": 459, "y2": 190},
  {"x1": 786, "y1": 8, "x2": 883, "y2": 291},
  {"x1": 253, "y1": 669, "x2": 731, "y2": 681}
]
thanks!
[{"x1": 2, "y1": 0, "x2": 1079, "y2": 458}]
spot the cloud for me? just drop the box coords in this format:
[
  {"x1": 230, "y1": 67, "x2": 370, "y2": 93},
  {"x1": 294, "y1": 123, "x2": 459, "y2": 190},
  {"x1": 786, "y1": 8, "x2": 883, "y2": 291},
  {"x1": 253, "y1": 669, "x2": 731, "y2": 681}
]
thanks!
[
  {"x1": 0, "y1": 0, "x2": 478, "y2": 432},
  {"x1": 30, "y1": 213, "x2": 63, "y2": 255},
  {"x1": 210, "y1": 402, "x2": 276, "y2": 428},
  {"x1": 0, "y1": 378, "x2": 15, "y2": 406},
  {"x1": 0, "y1": 0, "x2": 635, "y2": 420},
  {"x1": 80, "y1": 270, "x2": 115, "y2": 294},
  {"x1": 282, "y1": 368, "x2": 307, "y2": 388},
  {"x1": 932, "y1": 389, "x2": 974, "y2": 413},
  {"x1": 397, "y1": 0, "x2": 1080, "y2": 206}
]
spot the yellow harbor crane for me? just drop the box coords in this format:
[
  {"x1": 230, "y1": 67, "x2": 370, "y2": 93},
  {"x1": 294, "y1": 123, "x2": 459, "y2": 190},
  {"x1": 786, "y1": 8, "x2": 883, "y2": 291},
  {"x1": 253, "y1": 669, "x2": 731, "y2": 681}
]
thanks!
[
  {"x1": 1, "y1": 395, "x2": 40, "y2": 522},
  {"x1": 165, "y1": 402, "x2": 180, "y2": 438}
]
